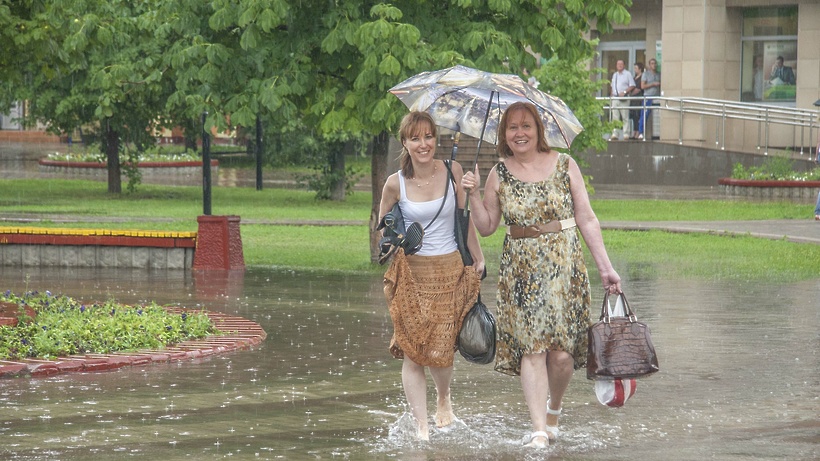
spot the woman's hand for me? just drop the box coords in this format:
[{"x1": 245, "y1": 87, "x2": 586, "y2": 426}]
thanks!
[
  {"x1": 462, "y1": 165, "x2": 481, "y2": 196},
  {"x1": 473, "y1": 259, "x2": 486, "y2": 277},
  {"x1": 601, "y1": 269, "x2": 622, "y2": 294}
]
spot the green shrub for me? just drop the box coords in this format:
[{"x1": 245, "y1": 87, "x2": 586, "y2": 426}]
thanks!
[
  {"x1": 0, "y1": 290, "x2": 216, "y2": 360},
  {"x1": 732, "y1": 154, "x2": 820, "y2": 181}
]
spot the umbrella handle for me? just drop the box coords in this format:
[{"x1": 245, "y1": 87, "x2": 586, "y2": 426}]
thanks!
[{"x1": 461, "y1": 91, "x2": 495, "y2": 217}]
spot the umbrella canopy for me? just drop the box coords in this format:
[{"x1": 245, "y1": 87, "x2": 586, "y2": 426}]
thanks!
[{"x1": 389, "y1": 65, "x2": 584, "y2": 151}]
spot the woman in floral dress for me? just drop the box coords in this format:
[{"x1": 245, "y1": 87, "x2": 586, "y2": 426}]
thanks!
[{"x1": 462, "y1": 102, "x2": 621, "y2": 449}]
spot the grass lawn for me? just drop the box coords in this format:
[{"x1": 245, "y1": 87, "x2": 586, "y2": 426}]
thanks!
[{"x1": 1, "y1": 178, "x2": 818, "y2": 280}]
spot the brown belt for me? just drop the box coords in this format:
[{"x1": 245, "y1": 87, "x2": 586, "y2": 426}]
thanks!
[{"x1": 507, "y1": 218, "x2": 577, "y2": 239}]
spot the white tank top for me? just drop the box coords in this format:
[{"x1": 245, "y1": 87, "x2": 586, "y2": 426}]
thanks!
[{"x1": 398, "y1": 170, "x2": 458, "y2": 256}]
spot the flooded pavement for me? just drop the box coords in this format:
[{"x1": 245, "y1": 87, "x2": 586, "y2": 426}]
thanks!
[
  {"x1": 2, "y1": 143, "x2": 818, "y2": 459},
  {"x1": 0, "y1": 266, "x2": 817, "y2": 460}
]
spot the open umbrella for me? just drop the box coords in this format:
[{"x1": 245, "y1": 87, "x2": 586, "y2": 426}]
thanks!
[{"x1": 388, "y1": 64, "x2": 584, "y2": 166}]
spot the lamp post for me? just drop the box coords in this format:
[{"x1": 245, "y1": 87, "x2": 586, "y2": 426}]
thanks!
[
  {"x1": 201, "y1": 111, "x2": 212, "y2": 216},
  {"x1": 255, "y1": 115, "x2": 263, "y2": 191}
]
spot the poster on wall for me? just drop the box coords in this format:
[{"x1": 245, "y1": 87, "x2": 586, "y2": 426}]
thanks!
[
  {"x1": 655, "y1": 40, "x2": 662, "y2": 74},
  {"x1": 763, "y1": 41, "x2": 797, "y2": 101}
]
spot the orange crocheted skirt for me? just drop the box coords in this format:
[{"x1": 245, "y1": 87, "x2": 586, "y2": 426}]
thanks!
[{"x1": 383, "y1": 249, "x2": 481, "y2": 368}]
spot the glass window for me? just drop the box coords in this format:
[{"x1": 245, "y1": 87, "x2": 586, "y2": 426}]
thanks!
[{"x1": 740, "y1": 7, "x2": 797, "y2": 103}]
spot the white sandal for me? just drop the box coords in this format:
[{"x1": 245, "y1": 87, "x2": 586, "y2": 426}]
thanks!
[
  {"x1": 522, "y1": 431, "x2": 549, "y2": 448},
  {"x1": 545, "y1": 399, "x2": 562, "y2": 442}
]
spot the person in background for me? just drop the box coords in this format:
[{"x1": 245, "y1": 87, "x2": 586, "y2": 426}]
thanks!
[
  {"x1": 815, "y1": 143, "x2": 820, "y2": 221},
  {"x1": 814, "y1": 191, "x2": 819, "y2": 221},
  {"x1": 640, "y1": 58, "x2": 661, "y2": 139},
  {"x1": 461, "y1": 102, "x2": 622, "y2": 449},
  {"x1": 752, "y1": 55, "x2": 764, "y2": 101},
  {"x1": 609, "y1": 59, "x2": 633, "y2": 141},
  {"x1": 379, "y1": 111, "x2": 484, "y2": 441},
  {"x1": 629, "y1": 62, "x2": 644, "y2": 139},
  {"x1": 769, "y1": 56, "x2": 795, "y2": 85}
]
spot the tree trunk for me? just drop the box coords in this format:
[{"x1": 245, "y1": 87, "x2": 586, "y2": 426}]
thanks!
[
  {"x1": 369, "y1": 131, "x2": 390, "y2": 263},
  {"x1": 183, "y1": 117, "x2": 199, "y2": 151},
  {"x1": 329, "y1": 142, "x2": 346, "y2": 201},
  {"x1": 105, "y1": 123, "x2": 122, "y2": 194}
]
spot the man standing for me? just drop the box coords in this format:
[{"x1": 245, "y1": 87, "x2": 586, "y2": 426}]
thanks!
[
  {"x1": 769, "y1": 56, "x2": 795, "y2": 85},
  {"x1": 609, "y1": 60, "x2": 633, "y2": 141},
  {"x1": 639, "y1": 58, "x2": 661, "y2": 140}
]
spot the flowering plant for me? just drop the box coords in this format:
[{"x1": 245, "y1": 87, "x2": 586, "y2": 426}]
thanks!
[{"x1": 0, "y1": 290, "x2": 216, "y2": 360}]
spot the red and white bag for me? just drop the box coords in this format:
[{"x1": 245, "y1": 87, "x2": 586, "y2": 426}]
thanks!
[{"x1": 594, "y1": 378, "x2": 637, "y2": 407}]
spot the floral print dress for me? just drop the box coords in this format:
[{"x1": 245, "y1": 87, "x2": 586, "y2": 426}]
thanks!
[{"x1": 494, "y1": 153, "x2": 591, "y2": 376}]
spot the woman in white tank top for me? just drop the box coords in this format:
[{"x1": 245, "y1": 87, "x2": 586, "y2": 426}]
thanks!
[{"x1": 379, "y1": 111, "x2": 485, "y2": 441}]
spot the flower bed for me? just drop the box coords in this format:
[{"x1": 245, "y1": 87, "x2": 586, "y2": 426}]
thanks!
[
  {"x1": 38, "y1": 159, "x2": 219, "y2": 177},
  {"x1": 0, "y1": 291, "x2": 266, "y2": 378}
]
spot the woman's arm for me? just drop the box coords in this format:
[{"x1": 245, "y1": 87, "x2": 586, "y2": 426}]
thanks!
[
  {"x1": 462, "y1": 164, "x2": 502, "y2": 237},
  {"x1": 378, "y1": 174, "x2": 400, "y2": 227},
  {"x1": 566, "y1": 157, "x2": 622, "y2": 294}
]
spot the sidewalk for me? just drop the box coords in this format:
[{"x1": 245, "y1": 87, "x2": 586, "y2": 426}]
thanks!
[{"x1": 602, "y1": 220, "x2": 820, "y2": 245}]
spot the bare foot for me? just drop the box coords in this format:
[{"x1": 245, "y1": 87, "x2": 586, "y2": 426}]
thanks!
[
  {"x1": 416, "y1": 425, "x2": 429, "y2": 441},
  {"x1": 434, "y1": 394, "x2": 455, "y2": 427}
]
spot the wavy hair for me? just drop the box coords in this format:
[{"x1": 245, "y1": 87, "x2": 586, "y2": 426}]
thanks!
[
  {"x1": 397, "y1": 111, "x2": 437, "y2": 178},
  {"x1": 497, "y1": 102, "x2": 550, "y2": 157}
]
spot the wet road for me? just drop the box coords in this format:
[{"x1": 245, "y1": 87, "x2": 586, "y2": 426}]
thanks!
[{"x1": 0, "y1": 267, "x2": 817, "y2": 461}]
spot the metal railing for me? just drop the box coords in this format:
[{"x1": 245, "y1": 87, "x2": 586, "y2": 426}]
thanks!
[{"x1": 599, "y1": 96, "x2": 820, "y2": 156}]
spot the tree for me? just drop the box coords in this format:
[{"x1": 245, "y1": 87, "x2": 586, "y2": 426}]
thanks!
[
  {"x1": 3, "y1": 1, "x2": 631, "y2": 257},
  {"x1": 5, "y1": 0, "x2": 179, "y2": 193},
  {"x1": 172, "y1": 1, "x2": 630, "y2": 260},
  {"x1": 309, "y1": 1, "x2": 632, "y2": 261}
]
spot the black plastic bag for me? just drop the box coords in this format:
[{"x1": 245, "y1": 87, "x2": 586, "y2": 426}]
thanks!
[{"x1": 457, "y1": 295, "x2": 496, "y2": 364}]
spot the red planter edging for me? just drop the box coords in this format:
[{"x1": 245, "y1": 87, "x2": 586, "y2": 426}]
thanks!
[
  {"x1": 718, "y1": 178, "x2": 820, "y2": 188},
  {"x1": 0, "y1": 301, "x2": 35, "y2": 327},
  {"x1": 0, "y1": 308, "x2": 266, "y2": 379},
  {"x1": 0, "y1": 233, "x2": 196, "y2": 248},
  {"x1": 38, "y1": 159, "x2": 219, "y2": 168},
  {"x1": 193, "y1": 215, "x2": 245, "y2": 270}
]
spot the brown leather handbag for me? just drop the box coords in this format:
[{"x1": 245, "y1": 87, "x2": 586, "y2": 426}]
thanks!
[{"x1": 587, "y1": 291, "x2": 659, "y2": 380}]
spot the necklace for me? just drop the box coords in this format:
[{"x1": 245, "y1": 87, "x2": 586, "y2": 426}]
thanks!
[{"x1": 415, "y1": 164, "x2": 437, "y2": 187}]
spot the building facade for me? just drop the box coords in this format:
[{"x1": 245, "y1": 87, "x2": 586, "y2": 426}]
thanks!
[{"x1": 596, "y1": 0, "x2": 819, "y2": 153}]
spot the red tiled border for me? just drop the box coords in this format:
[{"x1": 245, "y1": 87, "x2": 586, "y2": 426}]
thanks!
[
  {"x1": 0, "y1": 233, "x2": 196, "y2": 248},
  {"x1": 0, "y1": 308, "x2": 266, "y2": 378},
  {"x1": 718, "y1": 178, "x2": 820, "y2": 188}
]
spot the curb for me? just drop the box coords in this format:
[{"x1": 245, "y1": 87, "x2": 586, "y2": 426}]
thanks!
[
  {"x1": 0, "y1": 308, "x2": 266, "y2": 379},
  {"x1": 602, "y1": 221, "x2": 820, "y2": 245}
]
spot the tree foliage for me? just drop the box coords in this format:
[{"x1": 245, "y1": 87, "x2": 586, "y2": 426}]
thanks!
[{"x1": 1, "y1": 0, "x2": 631, "y2": 246}]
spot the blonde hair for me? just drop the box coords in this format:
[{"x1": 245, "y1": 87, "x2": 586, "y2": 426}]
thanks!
[
  {"x1": 398, "y1": 111, "x2": 437, "y2": 178},
  {"x1": 496, "y1": 102, "x2": 550, "y2": 157}
]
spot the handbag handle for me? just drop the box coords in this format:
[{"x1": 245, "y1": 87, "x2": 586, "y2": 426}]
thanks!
[{"x1": 599, "y1": 290, "x2": 638, "y2": 324}]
